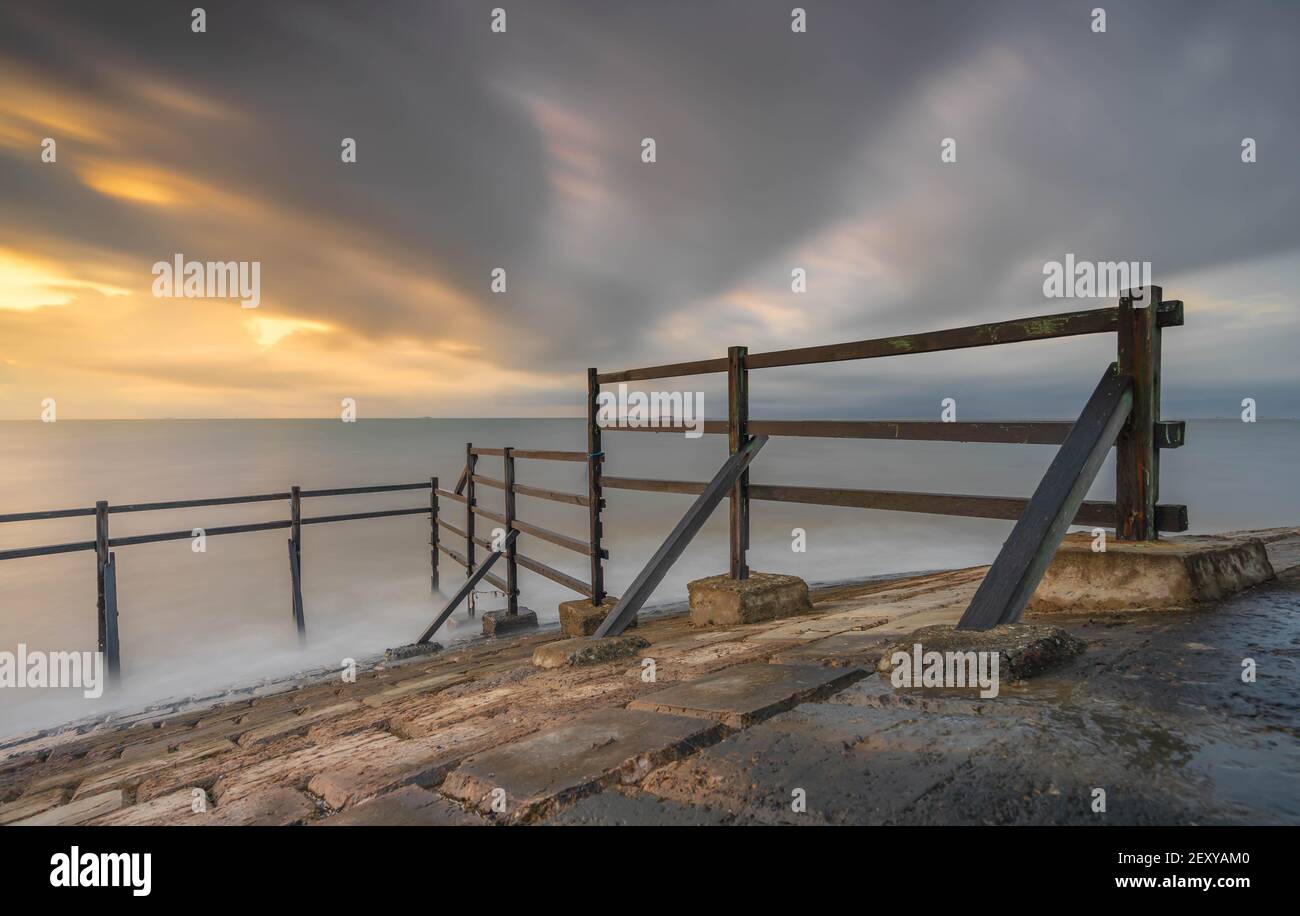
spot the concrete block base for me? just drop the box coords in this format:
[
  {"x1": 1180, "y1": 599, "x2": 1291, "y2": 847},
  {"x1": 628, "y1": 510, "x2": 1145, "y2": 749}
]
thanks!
[
  {"x1": 532, "y1": 635, "x2": 649, "y2": 669},
  {"x1": 558, "y1": 596, "x2": 632, "y2": 637},
  {"x1": 876, "y1": 623, "x2": 1086, "y2": 685},
  {"x1": 688, "y1": 571, "x2": 812, "y2": 628},
  {"x1": 383, "y1": 642, "x2": 442, "y2": 662},
  {"x1": 481, "y1": 608, "x2": 539, "y2": 637},
  {"x1": 1028, "y1": 534, "x2": 1275, "y2": 614}
]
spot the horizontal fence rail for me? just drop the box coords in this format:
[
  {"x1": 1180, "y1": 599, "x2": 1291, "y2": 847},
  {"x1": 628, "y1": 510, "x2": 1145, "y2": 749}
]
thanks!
[
  {"x1": 415, "y1": 441, "x2": 604, "y2": 645},
  {"x1": 0, "y1": 481, "x2": 447, "y2": 681}
]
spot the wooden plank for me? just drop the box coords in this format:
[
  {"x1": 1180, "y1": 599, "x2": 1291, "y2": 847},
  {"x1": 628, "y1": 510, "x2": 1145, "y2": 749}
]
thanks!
[
  {"x1": 517, "y1": 517, "x2": 603, "y2": 558},
  {"x1": 596, "y1": 356, "x2": 729, "y2": 385},
  {"x1": 0, "y1": 506, "x2": 96, "y2": 523},
  {"x1": 453, "y1": 464, "x2": 469, "y2": 495},
  {"x1": 299, "y1": 507, "x2": 431, "y2": 526},
  {"x1": 957, "y1": 365, "x2": 1134, "y2": 630},
  {"x1": 603, "y1": 420, "x2": 728, "y2": 435},
  {"x1": 728, "y1": 346, "x2": 750, "y2": 579},
  {"x1": 438, "y1": 542, "x2": 468, "y2": 568},
  {"x1": 504, "y1": 448, "x2": 518, "y2": 614},
  {"x1": 290, "y1": 486, "x2": 304, "y2": 637},
  {"x1": 0, "y1": 539, "x2": 97, "y2": 561},
  {"x1": 604, "y1": 477, "x2": 1185, "y2": 531},
  {"x1": 512, "y1": 483, "x2": 590, "y2": 507},
  {"x1": 298, "y1": 483, "x2": 429, "y2": 498},
  {"x1": 745, "y1": 307, "x2": 1120, "y2": 371},
  {"x1": 588, "y1": 367, "x2": 606, "y2": 604},
  {"x1": 471, "y1": 447, "x2": 506, "y2": 457},
  {"x1": 437, "y1": 488, "x2": 466, "y2": 504},
  {"x1": 471, "y1": 474, "x2": 506, "y2": 491},
  {"x1": 418, "y1": 530, "x2": 517, "y2": 643},
  {"x1": 594, "y1": 436, "x2": 769, "y2": 637},
  {"x1": 1116, "y1": 287, "x2": 1161, "y2": 540},
  {"x1": 603, "y1": 476, "x2": 705, "y2": 496},
  {"x1": 465, "y1": 444, "x2": 477, "y2": 573},
  {"x1": 512, "y1": 449, "x2": 587, "y2": 462},
  {"x1": 430, "y1": 476, "x2": 439, "y2": 592},
  {"x1": 473, "y1": 505, "x2": 601, "y2": 558},
  {"x1": 103, "y1": 553, "x2": 120, "y2": 681},
  {"x1": 95, "y1": 501, "x2": 108, "y2": 664},
  {"x1": 750, "y1": 420, "x2": 1075, "y2": 444},
  {"x1": 515, "y1": 552, "x2": 593, "y2": 597},
  {"x1": 437, "y1": 518, "x2": 468, "y2": 540},
  {"x1": 107, "y1": 492, "x2": 288, "y2": 514},
  {"x1": 107, "y1": 519, "x2": 292, "y2": 547}
]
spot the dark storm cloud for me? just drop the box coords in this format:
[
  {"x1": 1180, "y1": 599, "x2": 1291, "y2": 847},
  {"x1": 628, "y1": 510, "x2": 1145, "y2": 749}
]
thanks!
[{"x1": 2, "y1": 0, "x2": 1297, "y2": 414}]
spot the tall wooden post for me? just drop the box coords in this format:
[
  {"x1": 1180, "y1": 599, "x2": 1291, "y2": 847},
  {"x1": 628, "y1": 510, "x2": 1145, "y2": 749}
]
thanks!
[
  {"x1": 503, "y1": 448, "x2": 519, "y2": 614},
  {"x1": 94, "y1": 500, "x2": 108, "y2": 655},
  {"x1": 728, "y1": 346, "x2": 750, "y2": 579},
  {"x1": 465, "y1": 442, "x2": 477, "y2": 574},
  {"x1": 289, "y1": 485, "x2": 305, "y2": 636},
  {"x1": 429, "y1": 476, "x2": 439, "y2": 591},
  {"x1": 94, "y1": 501, "x2": 120, "y2": 681},
  {"x1": 1116, "y1": 285, "x2": 1162, "y2": 540},
  {"x1": 586, "y1": 368, "x2": 606, "y2": 604}
]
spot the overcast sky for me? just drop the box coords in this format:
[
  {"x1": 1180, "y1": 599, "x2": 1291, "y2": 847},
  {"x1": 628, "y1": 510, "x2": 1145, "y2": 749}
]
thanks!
[{"x1": 1, "y1": 0, "x2": 1297, "y2": 419}]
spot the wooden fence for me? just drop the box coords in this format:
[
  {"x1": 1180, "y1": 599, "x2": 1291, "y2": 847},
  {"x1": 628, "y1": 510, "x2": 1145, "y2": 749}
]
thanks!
[
  {"x1": 584, "y1": 288, "x2": 1187, "y2": 635},
  {"x1": 0, "y1": 482, "x2": 440, "y2": 681},
  {"x1": 2, "y1": 288, "x2": 1191, "y2": 670}
]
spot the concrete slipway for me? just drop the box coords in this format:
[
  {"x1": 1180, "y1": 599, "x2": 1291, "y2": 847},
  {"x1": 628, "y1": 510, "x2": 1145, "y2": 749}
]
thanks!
[{"x1": 2, "y1": 528, "x2": 1297, "y2": 826}]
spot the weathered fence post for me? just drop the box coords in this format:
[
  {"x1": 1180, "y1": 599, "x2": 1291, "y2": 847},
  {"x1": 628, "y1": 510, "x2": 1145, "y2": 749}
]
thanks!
[
  {"x1": 1116, "y1": 286, "x2": 1162, "y2": 540},
  {"x1": 587, "y1": 368, "x2": 606, "y2": 604},
  {"x1": 503, "y1": 448, "x2": 519, "y2": 614},
  {"x1": 728, "y1": 345, "x2": 750, "y2": 579},
  {"x1": 288, "y1": 485, "x2": 305, "y2": 637},
  {"x1": 465, "y1": 443, "x2": 477, "y2": 575},
  {"x1": 430, "y1": 476, "x2": 439, "y2": 591},
  {"x1": 94, "y1": 500, "x2": 121, "y2": 681}
]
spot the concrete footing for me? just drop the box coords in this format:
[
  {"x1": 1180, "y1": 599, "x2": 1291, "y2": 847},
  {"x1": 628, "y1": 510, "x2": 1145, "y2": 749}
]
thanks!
[
  {"x1": 1029, "y1": 533, "x2": 1275, "y2": 613},
  {"x1": 558, "y1": 596, "x2": 632, "y2": 637},
  {"x1": 482, "y1": 608, "x2": 539, "y2": 637},
  {"x1": 876, "y1": 623, "x2": 1086, "y2": 685},
  {"x1": 532, "y1": 635, "x2": 649, "y2": 669},
  {"x1": 383, "y1": 642, "x2": 442, "y2": 662},
  {"x1": 688, "y1": 571, "x2": 812, "y2": 628}
]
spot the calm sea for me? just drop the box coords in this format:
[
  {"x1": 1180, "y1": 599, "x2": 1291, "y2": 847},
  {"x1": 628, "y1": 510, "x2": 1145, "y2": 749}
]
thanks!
[{"x1": 2, "y1": 418, "x2": 1296, "y2": 736}]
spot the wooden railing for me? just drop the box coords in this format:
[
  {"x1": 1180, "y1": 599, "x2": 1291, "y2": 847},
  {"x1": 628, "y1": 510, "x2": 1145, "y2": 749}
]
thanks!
[
  {"x1": 0, "y1": 482, "x2": 440, "y2": 680},
  {"x1": 418, "y1": 443, "x2": 604, "y2": 642},
  {"x1": 587, "y1": 288, "x2": 1187, "y2": 635}
]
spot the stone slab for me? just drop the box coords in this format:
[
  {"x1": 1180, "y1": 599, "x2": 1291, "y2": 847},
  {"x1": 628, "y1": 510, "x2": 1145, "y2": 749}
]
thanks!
[
  {"x1": 541, "y1": 786, "x2": 734, "y2": 826},
  {"x1": 440, "y1": 707, "x2": 725, "y2": 822},
  {"x1": 70, "y1": 738, "x2": 237, "y2": 799},
  {"x1": 1029, "y1": 533, "x2": 1275, "y2": 612},
  {"x1": 531, "y1": 635, "x2": 649, "y2": 669},
  {"x1": 360, "y1": 672, "x2": 471, "y2": 708},
  {"x1": 689, "y1": 571, "x2": 813, "y2": 627},
  {"x1": 306, "y1": 735, "x2": 464, "y2": 809},
  {"x1": 628, "y1": 663, "x2": 868, "y2": 728},
  {"x1": 558, "y1": 596, "x2": 634, "y2": 637},
  {"x1": 312, "y1": 785, "x2": 486, "y2": 826},
  {"x1": 236, "y1": 701, "x2": 362, "y2": 747},
  {"x1": 0, "y1": 787, "x2": 68, "y2": 826},
  {"x1": 482, "y1": 608, "x2": 539, "y2": 636},
  {"x1": 767, "y1": 630, "x2": 897, "y2": 668},
  {"x1": 638, "y1": 701, "x2": 1019, "y2": 825},
  {"x1": 90, "y1": 786, "x2": 315, "y2": 826},
  {"x1": 15, "y1": 789, "x2": 124, "y2": 826}
]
